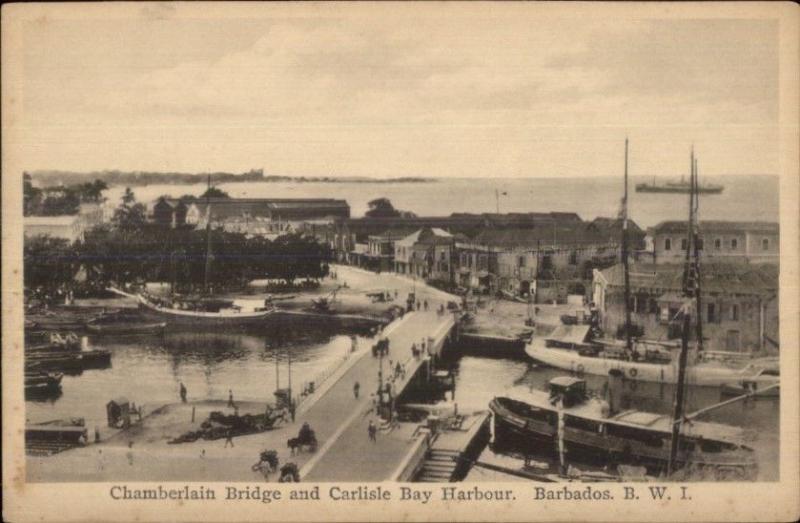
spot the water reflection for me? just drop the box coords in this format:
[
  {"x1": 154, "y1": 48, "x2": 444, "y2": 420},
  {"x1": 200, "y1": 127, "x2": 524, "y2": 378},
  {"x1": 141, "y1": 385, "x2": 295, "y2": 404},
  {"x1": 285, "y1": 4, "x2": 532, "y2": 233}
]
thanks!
[{"x1": 25, "y1": 325, "x2": 371, "y2": 436}]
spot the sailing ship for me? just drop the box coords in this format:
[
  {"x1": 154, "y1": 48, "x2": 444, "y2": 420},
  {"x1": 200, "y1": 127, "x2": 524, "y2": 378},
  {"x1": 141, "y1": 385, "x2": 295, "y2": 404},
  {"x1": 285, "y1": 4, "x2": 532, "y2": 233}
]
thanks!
[
  {"x1": 494, "y1": 164, "x2": 761, "y2": 479},
  {"x1": 489, "y1": 376, "x2": 757, "y2": 479},
  {"x1": 526, "y1": 143, "x2": 766, "y2": 386},
  {"x1": 636, "y1": 176, "x2": 723, "y2": 194},
  {"x1": 136, "y1": 177, "x2": 276, "y2": 326}
]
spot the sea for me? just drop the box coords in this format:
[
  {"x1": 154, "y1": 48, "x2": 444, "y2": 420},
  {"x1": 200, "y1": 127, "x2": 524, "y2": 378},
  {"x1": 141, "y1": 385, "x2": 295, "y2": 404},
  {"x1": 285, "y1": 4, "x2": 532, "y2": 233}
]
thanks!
[
  {"x1": 27, "y1": 174, "x2": 780, "y2": 480},
  {"x1": 102, "y1": 175, "x2": 779, "y2": 228}
]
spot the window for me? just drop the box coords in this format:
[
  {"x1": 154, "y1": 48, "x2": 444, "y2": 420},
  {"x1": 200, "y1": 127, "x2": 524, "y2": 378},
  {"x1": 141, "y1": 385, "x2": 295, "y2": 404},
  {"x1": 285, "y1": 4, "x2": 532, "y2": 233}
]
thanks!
[
  {"x1": 762, "y1": 238, "x2": 770, "y2": 251},
  {"x1": 731, "y1": 304, "x2": 739, "y2": 321},
  {"x1": 664, "y1": 238, "x2": 672, "y2": 251},
  {"x1": 707, "y1": 303, "x2": 716, "y2": 323},
  {"x1": 731, "y1": 238, "x2": 738, "y2": 250},
  {"x1": 697, "y1": 238, "x2": 704, "y2": 250},
  {"x1": 518, "y1": 256, "x2": 526, "y2": 268},
  {"x1": 681, "y1": 238, "x2": 688, "y2": 251},
  {"x1": 714, "y1": 238, "x2": 722, "y2": 250},
  {"x1": 569, "y1": 251, "x2": 578, "y2": 265}
]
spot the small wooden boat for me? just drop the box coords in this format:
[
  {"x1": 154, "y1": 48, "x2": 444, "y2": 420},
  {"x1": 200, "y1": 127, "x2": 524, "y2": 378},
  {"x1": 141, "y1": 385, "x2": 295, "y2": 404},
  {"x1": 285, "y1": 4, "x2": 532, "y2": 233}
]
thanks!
[
  {"x1": 86, "y1": 317, "x2": 166, "y2": 334},
  {"x1": 80, "y1": 348, "x2": 112, "y2": 368},
  {"x1": 25, "y1": 371, "x2": 63, "y2": 392},
  {"x1": 490, "y1": 377, "x2": 757, "y2": 479},
  {"x1": 26, "y1": 351, "x2": 84, "y2": 371},
  {"x1": 26, "y1": 418, "x2": 88, "y2": 455}
]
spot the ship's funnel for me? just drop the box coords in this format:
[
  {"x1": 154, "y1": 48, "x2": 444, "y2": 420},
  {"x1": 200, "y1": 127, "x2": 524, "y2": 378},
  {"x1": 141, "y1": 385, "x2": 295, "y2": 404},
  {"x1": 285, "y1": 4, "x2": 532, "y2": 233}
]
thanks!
[{"x1": 607, "y1": 369, "x2": 625, "y2": 416}]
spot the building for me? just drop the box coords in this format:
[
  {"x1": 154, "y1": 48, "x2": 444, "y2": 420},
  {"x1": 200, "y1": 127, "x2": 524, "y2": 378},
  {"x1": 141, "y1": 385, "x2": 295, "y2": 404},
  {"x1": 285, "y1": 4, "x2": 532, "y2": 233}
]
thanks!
[
  {"x1": 360, "y1": 229, "x2": 416, "y2": 272},
  {"x1": 24, "y1": 215, "x2": 86, "y2": 243},
  {"x1": 648, "y1": 221, "x2": 779, "y2": 264},
  {"x1": 153, "y1": 197, "x2": 350, "y2": 229},
  {"x1": 459, "y1": 221, "x2": 627, "y2": 300},
  {"x1": 333, "y1": 212, "x2": 587, "y2": 261},
  {"x1": 152, "y1": 198, "x2": 189, "y2": 228},
  {"x1": 394, "y1": 228, "x2": 455, "y2": 282},
  {"x1": 188, "y1": 198, "x2": 350, "y2": 223},
  {"x1": 217, "y1": 216, "x2": 293, "y2": 240},
  {"x1": 592, "y1": 262, "x2": 779, "y2": 353}
]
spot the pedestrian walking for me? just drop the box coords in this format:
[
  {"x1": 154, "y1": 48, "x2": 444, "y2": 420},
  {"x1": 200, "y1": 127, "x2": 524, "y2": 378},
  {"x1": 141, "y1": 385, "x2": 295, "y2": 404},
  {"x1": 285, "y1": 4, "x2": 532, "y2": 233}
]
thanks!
[
  {"x1": 416, "y1": 300, "x2": 421, "y2": 311},
  {"x1": 423, "y1": 300, "x2": 428, "y2": 311},
  {"x1": 395, "y1": 361, "x2": 402, "y2": 378},
  {"x1": 224, "y1": 428, "x2": 235, "y2": 448},
  {"x1": 368, "y1": 420, "x2": 377, "y2": 442},
  {"x1": 353, "y1": 381, "x2": 360, "y2": 399},
  {"x1": 394, "y1": 289, "x2": 398, "y2": 299},
  {"x1": 228, "y1": 389, "x2": 235, "y2": 408},
  {"x1": 179, "y1": 382, "x2": 187, "y2": 403}
]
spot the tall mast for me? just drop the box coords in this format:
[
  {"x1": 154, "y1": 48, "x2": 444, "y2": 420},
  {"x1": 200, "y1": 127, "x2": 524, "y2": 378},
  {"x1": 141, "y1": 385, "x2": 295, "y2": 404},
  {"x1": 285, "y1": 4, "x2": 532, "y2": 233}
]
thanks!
[
  {"x1": 622, "y1": 138, "x2": 632, "y2": 352},
  {"x1": 668, "y1": 148, "x2": 696, "y2": 476},
  {"x1": 203, "y1": 174, "x2": 213, "y2": 294},
  {"x1": 693, "y1": 158, "x2": 704, "y2": 353}
]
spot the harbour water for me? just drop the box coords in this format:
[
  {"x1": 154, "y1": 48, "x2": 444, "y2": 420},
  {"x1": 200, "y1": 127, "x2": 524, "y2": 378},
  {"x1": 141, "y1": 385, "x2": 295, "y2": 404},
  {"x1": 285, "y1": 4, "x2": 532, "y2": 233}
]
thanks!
[
  {"x1": 103, "y1": 175, "x2": 779, "y2": 228},
  {"x1": 26, "y1": 327, "x2": 780, "y2": 481}
]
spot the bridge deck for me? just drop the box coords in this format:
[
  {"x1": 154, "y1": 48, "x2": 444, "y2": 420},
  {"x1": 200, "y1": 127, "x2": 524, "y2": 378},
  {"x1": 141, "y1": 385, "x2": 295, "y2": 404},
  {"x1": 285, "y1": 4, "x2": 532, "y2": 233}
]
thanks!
[{"x1": 300, "y1": 310, "x2": 455, "y2": 481}]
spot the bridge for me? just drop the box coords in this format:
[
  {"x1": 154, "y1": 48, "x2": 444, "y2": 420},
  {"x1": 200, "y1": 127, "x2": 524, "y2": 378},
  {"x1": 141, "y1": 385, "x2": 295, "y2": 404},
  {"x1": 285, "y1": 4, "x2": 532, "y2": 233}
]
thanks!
[{"x1": 295, "y1": 309, "x2": 456, "y2": 481}]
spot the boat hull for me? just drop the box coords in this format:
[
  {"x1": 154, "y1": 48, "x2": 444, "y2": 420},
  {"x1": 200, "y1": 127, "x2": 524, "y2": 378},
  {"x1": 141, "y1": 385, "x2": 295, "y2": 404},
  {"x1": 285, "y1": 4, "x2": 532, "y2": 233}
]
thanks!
[
  {"x1": 137, "y1": 298, "x2": 275, "y2": 326},
  {"x1": 635, "y1": 185, "x2": 723, "y2": 194},
  {"x1": 490, "y1": 397, "x2": 756, "y2": 477},
  {"x1": 525, "y1": 339, "x2": 757, "y2": 386}
]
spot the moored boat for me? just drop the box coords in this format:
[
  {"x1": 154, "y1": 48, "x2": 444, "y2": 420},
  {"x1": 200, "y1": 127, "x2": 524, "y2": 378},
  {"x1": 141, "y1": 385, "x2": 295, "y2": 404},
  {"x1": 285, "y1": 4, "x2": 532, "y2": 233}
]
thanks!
[
  {"x1": 490, "y1": 376, "x2": 757, "y2": 478},
  {"x1": 137, "y1": 293, "x2": 276, "y2": 326},
  {"x1": 25, "y1": 371, "x2": 63, "y2": 392},
  {"x1": 525, "y1": 329, "x2": 766, "y2": 386}
]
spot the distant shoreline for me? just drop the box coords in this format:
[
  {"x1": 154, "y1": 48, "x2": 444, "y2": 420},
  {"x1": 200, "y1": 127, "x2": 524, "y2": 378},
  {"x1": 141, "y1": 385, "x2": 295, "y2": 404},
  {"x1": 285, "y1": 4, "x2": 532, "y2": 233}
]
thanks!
[{"x1": 27, "y1": 169, "x2": 437, "y2": 187}]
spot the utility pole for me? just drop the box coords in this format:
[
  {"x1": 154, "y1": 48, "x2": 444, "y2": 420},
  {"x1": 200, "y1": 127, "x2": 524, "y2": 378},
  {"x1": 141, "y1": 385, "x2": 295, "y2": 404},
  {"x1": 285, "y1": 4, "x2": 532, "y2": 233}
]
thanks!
[
  {"x1": 622, "y1": 138, "x2": 632, "y2": 352},
  {"x1": 203, "y1": 174, "x2": 213, "y2": 295},
  {"x1": 693, "y1": 157, "x2": 704, "y2": 353}
]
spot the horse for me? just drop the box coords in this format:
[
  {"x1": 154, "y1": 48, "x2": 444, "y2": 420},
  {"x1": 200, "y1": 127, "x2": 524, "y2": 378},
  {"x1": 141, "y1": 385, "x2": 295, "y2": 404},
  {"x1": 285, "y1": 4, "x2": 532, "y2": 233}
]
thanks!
[
  {"x1": 251, "y1": 450, "x2": 279, "y2": 479},
  {"x1": 278, "y1": 462, "x2": 300, "y2": 482}
]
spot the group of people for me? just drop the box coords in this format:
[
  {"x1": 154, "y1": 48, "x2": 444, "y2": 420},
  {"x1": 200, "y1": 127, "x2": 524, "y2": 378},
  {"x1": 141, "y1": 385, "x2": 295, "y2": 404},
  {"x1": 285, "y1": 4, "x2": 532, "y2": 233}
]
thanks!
[{"x1": 410, "y1": 337, "x2": 430, "y2": 359}]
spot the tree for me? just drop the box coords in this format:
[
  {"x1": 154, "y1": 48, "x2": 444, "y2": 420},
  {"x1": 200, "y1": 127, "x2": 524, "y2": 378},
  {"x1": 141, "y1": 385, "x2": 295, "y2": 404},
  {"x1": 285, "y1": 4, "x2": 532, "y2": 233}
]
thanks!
[
  {"x1": 23, "y1": 173, "x2": 42, "y2": 216},
  {"x1": 24, "y1": 235, "x2": 79, "y2": 299},
  {"x1": 78, "y1": 179, "x2": 108, "y2": 203},
  {"x1": 200, "y1": 186, "x2": 230, "y2": 199},
  {"x1": 365, "y1": 198, "x2": 400, "y2": 218},
  {"x1": 112, "y1": 187, "x2": 147, "y2": 231}
]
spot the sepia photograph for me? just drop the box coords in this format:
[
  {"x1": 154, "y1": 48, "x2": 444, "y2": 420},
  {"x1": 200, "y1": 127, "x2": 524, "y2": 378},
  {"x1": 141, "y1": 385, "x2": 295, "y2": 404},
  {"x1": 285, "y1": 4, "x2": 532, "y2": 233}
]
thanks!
[{"x1": 3, "y1": 2, "x2": 798, "y2": 522}]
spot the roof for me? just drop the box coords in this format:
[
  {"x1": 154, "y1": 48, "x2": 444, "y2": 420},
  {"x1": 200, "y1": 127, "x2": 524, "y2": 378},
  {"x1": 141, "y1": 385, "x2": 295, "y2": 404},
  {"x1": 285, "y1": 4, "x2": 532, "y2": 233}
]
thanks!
[
  {"x1": 546, "y1": 324, "x2": 592, "y2": 345},
  {"x1": 25, "y1": 215, "x2": 80, "y2": 226},
  {"x1": 549, "y1": 376, "x2": 586, "y2": 388},
  {"x1": 369, "y1": 228, "x2": 418, "y2": 240},
  {"x1": 651, "y1": 220, "x2": 779, "y2": 235},
  {"x1": 176, "y1": 198, "x2": 350, "y2": 220},
  {"x1": 600, "y1": 262, "x2": 778, "y2": 296},
  {"x1": 397, "y1": 227, "x2": 453, "y2": 246},
  {"x1": 471, "y1": 225, "x2": 609, "y2": 248}
]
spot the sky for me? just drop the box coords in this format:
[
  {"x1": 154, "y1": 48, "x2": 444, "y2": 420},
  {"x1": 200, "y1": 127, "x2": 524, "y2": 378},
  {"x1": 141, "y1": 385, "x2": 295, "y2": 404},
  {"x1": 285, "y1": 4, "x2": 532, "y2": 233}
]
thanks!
[{"x1": 14, "y1": 4, "x2": 780, "y2": 178}]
